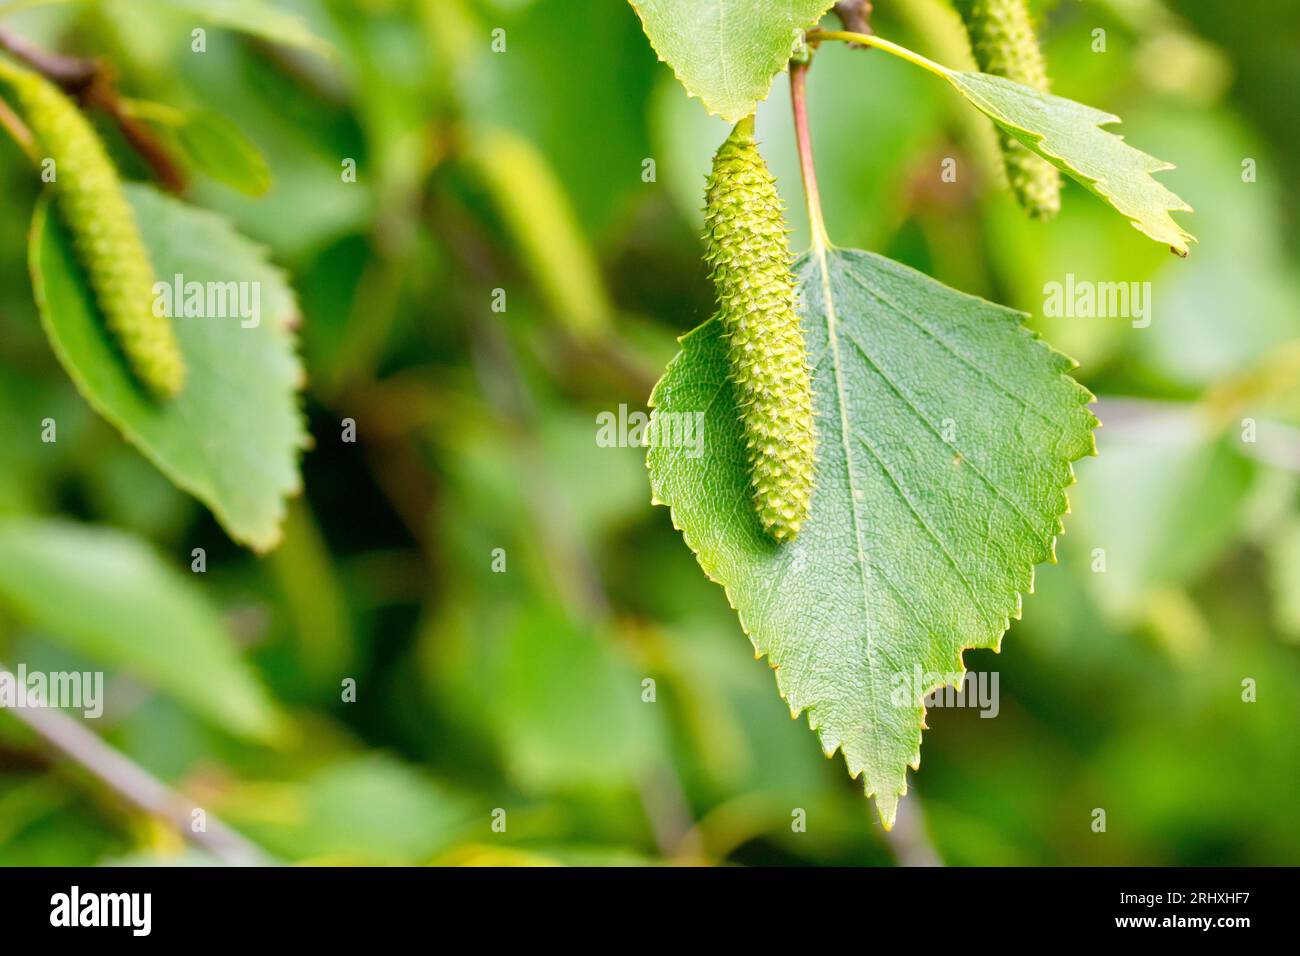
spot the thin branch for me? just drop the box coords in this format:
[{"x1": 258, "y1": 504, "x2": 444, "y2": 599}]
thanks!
[
  {"x1": 0, "y1": 88, "x2": 37, "y2": 162},
  {"x1": 0, "y1": 24, "x2": 95, "y2": 89},
  {"x1": 1095, "y1": 395, "x2": 1300, "y2": 473},
  {"x1": 1, "y1": 664, "x2": 275, "y2": 866},
  {"x1": 880, "y1": 789, "x2": 943, "y2": 866},
  {"x1": 639, "y1": 762, "x2": 703, "y2": 863}
]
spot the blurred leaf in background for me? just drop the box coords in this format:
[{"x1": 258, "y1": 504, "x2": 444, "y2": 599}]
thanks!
[{"x1": 0, "y1": 0, "x2": 1296, "y2": 867}]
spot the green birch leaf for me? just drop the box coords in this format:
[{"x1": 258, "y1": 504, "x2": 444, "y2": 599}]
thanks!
[
  {"x1": 646, "y1": 247, "x2": 1097, "y2": 826},
  {"x1": 30, "y1": 185, "x2": 307, "y2": 553},
  {"x1": 945, "y1": 71, "x2": 1195, "y2": 255},
  {"x1": 0, "y1": 518, "x2": 285, "y2": 741},
  {"x1": 628, "y1": 0, "x2": 836, "y2": 122}
]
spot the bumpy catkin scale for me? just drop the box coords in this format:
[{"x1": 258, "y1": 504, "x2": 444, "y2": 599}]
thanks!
[
  {"x1": 0, "y1": 63, "x2": 184, "y2": 396},
  {"x1": 704, "y1": 117, "x2": 815, "y2": 542},
  {"x1": 956, "y1": 0, "x2": 1062, "y2": 220}
]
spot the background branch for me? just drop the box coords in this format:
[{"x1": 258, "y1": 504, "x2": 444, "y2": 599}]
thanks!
[
  {"x1": 0, "y1": 24, "x2": 95, "y2": 88},
  {"x1": 0, "y1": 88, "x2": 35, "y2": 161},
  {"x1": 1, "y1": 664, "x2": 274, "y2": 866}
]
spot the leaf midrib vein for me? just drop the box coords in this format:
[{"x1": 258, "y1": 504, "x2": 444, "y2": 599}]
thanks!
[{"x1": 815, "y1": 246, "x2": 883, "y2": 779}]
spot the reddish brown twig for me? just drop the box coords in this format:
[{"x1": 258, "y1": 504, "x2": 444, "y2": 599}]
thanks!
[
  {"x1": 833, "y1": 0, "x2": 874, "y2": 47},
  {"x1": 0, "y1": 25, "x2": 96, "y2": 89}
]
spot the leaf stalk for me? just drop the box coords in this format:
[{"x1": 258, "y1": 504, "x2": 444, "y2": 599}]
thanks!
[
  {"x1": 789, "y1": 59, "x2": 831, "y2": 252},
  {"x1": 808, "y1": 29, "x2": 951, "y2": 78}
]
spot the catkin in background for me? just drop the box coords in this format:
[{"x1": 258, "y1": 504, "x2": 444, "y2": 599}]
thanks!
[
  {"x1": 0, "y1": 62, "x2": 185, "y2": 396},
  {"x1": 956, "y1": 0, "x2": 1062, "y2": 220},
  {"x1": 704, "y1": 117, "x2": 815, "y2": 543}
]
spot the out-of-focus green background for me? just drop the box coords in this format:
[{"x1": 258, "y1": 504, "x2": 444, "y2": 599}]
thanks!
[{"x1": 0, "y1": 0, "x2": 1297, "y2": 866}]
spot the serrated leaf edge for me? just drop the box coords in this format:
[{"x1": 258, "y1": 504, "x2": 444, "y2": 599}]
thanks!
[
  {"x1": 948, "y1": 72, "x2": 1196, "y2": 256},
  {"x1": 647, "y1": 251, "x2": 1098, "y2": 828},
  {"x1": 28, "y1": 186, "x2": 310, "y2": 554},
  {"x1": 627, "y1": 0, "x2": 836, "y2": 123}
]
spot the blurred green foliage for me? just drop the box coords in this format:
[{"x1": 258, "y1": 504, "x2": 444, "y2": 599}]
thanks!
[{"x1": 0, "y1": 0, "x2": 1297, "y2": 866}]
